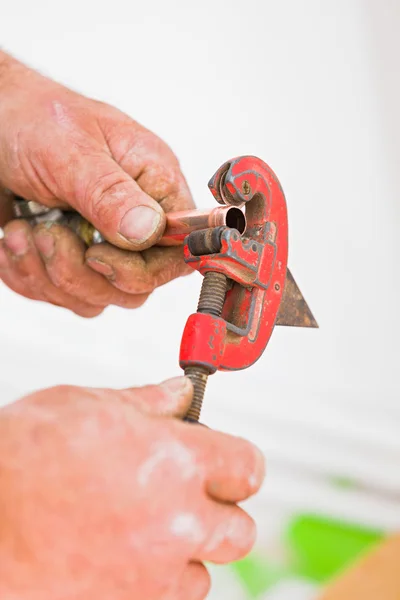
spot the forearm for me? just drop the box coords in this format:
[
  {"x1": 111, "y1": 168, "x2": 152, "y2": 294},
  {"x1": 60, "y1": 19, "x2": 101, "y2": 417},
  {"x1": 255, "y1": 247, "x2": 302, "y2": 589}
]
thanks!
[
  {"x1": 0, "y1": 50, "x2": 11, "y2": 71},
  {"x1": 0, "y1": 50, "x2": 18, "y2": 84},
  {"x1": 0, "y1": 50, "x2": 31, "y2": 96}
]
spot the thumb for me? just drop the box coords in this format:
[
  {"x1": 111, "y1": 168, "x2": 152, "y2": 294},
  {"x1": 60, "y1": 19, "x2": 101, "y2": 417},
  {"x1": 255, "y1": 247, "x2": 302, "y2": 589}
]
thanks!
[
  {"x1": 71, "y1": 153, "x2": 166, "y2": 250},
  {"x1": 119, "y1": 376, "x2": 193, "y2": 419}
]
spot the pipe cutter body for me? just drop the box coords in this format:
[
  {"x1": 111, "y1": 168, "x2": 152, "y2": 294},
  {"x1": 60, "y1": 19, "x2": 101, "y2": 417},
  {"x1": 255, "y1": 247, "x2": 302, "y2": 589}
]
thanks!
[{"x1": 180, "y1": 155, "x2": 289, "y2": 373}]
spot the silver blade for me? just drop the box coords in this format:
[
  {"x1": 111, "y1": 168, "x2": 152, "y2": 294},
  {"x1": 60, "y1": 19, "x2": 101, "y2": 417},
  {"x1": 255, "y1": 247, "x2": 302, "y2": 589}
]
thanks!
[{"x1": 276, "y1": 268, "x2": 318, "y2": 328}]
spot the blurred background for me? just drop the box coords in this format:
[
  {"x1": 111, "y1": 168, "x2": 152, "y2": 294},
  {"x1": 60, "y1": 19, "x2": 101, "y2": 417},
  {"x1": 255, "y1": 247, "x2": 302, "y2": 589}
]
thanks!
[{"x1": 1, "y1": 0, "x2": 399, "y2": 597}]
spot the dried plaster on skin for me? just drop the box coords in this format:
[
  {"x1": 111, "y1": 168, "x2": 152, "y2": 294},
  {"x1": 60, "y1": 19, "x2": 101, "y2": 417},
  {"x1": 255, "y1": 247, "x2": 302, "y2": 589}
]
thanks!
[
  {"x1": 169, "y1": 513, "x2": 205, "y2": 546},
  {"x1": 137, "y1": 441, "x2": 199, "y2": 488},
  {"x1": 204, "y1": 512, "x2": 254, "y2": 553},
  {"x1": 51, "y1": 101, "x2": 76, "y2": 130}
]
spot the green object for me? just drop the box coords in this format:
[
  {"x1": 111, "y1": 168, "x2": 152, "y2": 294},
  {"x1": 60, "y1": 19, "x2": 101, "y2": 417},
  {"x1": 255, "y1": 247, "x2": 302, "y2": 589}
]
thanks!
[
  {"x1": 231, "y1": 554, "x2": 289, "y2": 598},
  {"x1": 286, "y1": 514, "x2": 384, "y2": 582},
  {"x1": 229, "y1": 514, "x2": 384, "y2": 597},
  {"x1": 330, "y1": 476, "x2": 357, "y2": 489}
]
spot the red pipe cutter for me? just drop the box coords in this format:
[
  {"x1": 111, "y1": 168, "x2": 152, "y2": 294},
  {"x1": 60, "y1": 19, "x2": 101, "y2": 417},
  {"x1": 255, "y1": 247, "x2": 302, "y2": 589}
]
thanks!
[
  {"x1": 179, "y1": 155, "x2": 317, "y2": 422},
  {"x1": 8, "y1": 154, "x2": 317, "y2": 424}
]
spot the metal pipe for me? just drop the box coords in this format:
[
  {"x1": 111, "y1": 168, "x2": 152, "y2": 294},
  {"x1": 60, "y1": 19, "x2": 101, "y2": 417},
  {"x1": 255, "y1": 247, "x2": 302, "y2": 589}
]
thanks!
[
  {"x1": 10, "y1": 200, "x2": 247, "y2": 247},
  {"x1": 158, "y1": 206, "x2": 246, "y2": 246}
]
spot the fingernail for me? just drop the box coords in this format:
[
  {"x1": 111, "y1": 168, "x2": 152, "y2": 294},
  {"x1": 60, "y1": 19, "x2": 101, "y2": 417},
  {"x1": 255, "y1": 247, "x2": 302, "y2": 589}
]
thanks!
[
  {"x1": 4, "y1": 230, "x2": 29, "y2": 256},
  {"x1": 86, "y1": 258, "x2": 115, "y2": 279},
  {"x1": 0, "y1": 245, "x2": 8, "y2": 268},
  {"x1": 119, "y1": 206, "x2": 161, "y2": 243},
  {"x1": 34, "y1": 232, "x2": 55, "y2": 260},
  {"x1": 161, "y1": 376, "x2": 192, "y2": 398},
  {"x1": 0, "y1": 228, "x2": 4, "y2": 240}
]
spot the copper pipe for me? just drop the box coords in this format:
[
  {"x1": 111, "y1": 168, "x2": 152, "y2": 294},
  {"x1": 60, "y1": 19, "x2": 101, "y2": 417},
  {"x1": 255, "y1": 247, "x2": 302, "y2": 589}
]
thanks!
[
  {"x1": 158, "y1": 206, "x2": 246, "y2": 246},
  {"x1": 10, "y1": 201, "x2": 246, "y2": 248}
]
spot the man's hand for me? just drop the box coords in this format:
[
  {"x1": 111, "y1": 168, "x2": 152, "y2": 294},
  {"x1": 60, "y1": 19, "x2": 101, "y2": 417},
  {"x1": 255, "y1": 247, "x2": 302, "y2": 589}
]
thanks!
[
  {"x1": 0, "y1": 51, "x2": 194, "y2": 317},
  {"x1": 0, "y1": 377, "x2": 265, "y2": 600}
]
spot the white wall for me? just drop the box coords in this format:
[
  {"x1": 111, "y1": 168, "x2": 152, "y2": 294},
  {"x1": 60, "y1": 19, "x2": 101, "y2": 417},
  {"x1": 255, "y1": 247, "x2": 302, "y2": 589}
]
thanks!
[{"x1": 1, "y1": 0, "x2": 399, "y2": 595}]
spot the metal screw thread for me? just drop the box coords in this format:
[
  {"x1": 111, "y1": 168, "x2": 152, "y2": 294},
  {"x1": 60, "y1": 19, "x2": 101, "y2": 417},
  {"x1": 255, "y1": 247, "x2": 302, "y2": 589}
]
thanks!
[
  {"x1": 197, "y1": 271, "x2": 228, "y2": 315},
  {"x1": 184, "y1": 366, "x2": 210, "y2": 421},
  {"x1": 184, "y1": 272, "x2": 228, "y2": 422}
]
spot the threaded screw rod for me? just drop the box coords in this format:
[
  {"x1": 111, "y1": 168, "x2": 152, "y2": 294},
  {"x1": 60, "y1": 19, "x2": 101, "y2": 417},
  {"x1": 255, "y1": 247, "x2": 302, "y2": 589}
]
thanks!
[{"x1": 184, "y1": 272, "x2": 228, "y2": 422}]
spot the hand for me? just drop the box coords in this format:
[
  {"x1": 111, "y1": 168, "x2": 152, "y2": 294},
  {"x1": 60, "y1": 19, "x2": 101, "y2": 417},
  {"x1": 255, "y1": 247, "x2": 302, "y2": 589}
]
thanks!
[
  {"x1": 0, "y1": 51, "x2": 194, "y2": 317},
  {"x1": 0, "y1": 378, "x2": 265, "y2": 600}
]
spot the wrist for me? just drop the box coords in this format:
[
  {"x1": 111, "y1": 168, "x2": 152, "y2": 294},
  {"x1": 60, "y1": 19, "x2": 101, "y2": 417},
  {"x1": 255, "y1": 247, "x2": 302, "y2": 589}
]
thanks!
[{"x1": 0, "y1": 51, "x2": 33, "y2": 99}]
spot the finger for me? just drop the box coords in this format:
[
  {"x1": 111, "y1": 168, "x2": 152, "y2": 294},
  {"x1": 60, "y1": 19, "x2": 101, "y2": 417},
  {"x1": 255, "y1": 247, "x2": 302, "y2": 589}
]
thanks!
[
  {"x1": 0, "y1": 243, "x2": 101, "y2": 317},
  {"x1": 196, "y1": 503, "x2": 257, "y2": 564},
  {"x1": 33, "y1": 223, "x2": 149, "y2": 309},
  {"x1": 134, "y1": 162, "x2": 195, "y2": 216},
  {"x1": 118, "y1": 377, "x2": 193, "y2": 419},
  {"x1": 1, "y1": 220, "x2": 57, "y2": 301},
  {"x1": 70, "y1": 153, "x2": 166, "y2": 250},
  {"x1": 0, "y1": 239, "x2": 36, "y2": 299},
  {"x1": 1, "y1": 221, "x2": 104, "y2": 318},
  {"x1": 101, "y1": 117, "x2": 195, "y2": 216},
  {"x1": 184, "y1": 426, "x2": 266, "y2": 504},
  {"x1": 174, "y1": 562, "x2": 211, "y2": 600},
  {"x1": 85, "y1": 243, "x2": 192, "y2": 295},
  {"x1": 2, "y1": 220, "x2": 54, "y2": 298}
]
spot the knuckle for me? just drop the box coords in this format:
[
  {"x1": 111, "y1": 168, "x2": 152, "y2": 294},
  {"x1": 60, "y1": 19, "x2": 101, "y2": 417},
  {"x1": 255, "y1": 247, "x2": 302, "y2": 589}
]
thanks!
[
  {"x1": 24, "y1": 272, "x2": 47, "y2": 294},
  {"x1": 242, "y1": 519, "x2": 257, "y2": 556},
  {"x1": 114, "y1": 270, "x2": 154, "y2": 295},
  {"x1": 239, "y1": 437, "x2": 265, "y2": 471},
  {"x1": 227, "y1": 513, "x2": 257, "y2": 560},
  {"x1": 203, "y1": 511, "x2": 256, "y2": 564},
  {"x1": 137, "y1": 294, "x2": 150, "y2": 307},
  {"x1": 132, "y1": 293, "x2": 150, "y2": 308},
  {"x1": 142, "y1": 247, "x2": 188, "y2": 289},
  {"x1": 107, "y1": 126, "x2": 141, "y2": 165},
  {"x1": 132, "y1": 128, "x2": 175, "y2": 161},
  {"x1": 51, "y1": 384, "x2": 77, "y2": 396},
  {"x1": 248, "y1": 446, "x2": 266, "y2": 491},
  {"x1": 6, "y1": 268, "x2": 45, "y2": 299},
  {"x1": 49, "y1": 266, "x2": 77, "y2": 294},
  {"x1": 160, "y1": 164, "x2": 181, "y2": 189},
  {"x1": 41, "y1": 284, "x2": 66, "y2": 305},
  {"x1": 116, "y1": 293, "x2": 150, "y2": 309},
  {"x1": 154, "y1": 165, "x2": 182, "y2": 196},
  {"x1": 137, "y1": 162, "x2": 183, "y2": 202},
  {"x1": 201, "y1": 571, "x2": 212, "y2": 596},
  {"x1": 73, "y1": 305, "x2": 104, "y2": 318},
  {"x1": 4, "y1": 219, "x2": 30, "y2": 235},
  {"x1": 191, "y1": 566, "x2": 211, "y2": 598},
  {"x1": 86, "y1": 173, "x2": 129, "y2": 224}
]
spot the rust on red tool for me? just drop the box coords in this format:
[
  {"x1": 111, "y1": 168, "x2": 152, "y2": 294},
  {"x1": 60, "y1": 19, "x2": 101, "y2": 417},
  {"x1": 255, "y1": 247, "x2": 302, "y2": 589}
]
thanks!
[
  {"x1": 179, "y1": 155, "x2": 316, "y2": 376},
  {"x1": 158, "y1": 206, "x2": 246, "y2": 246}
]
